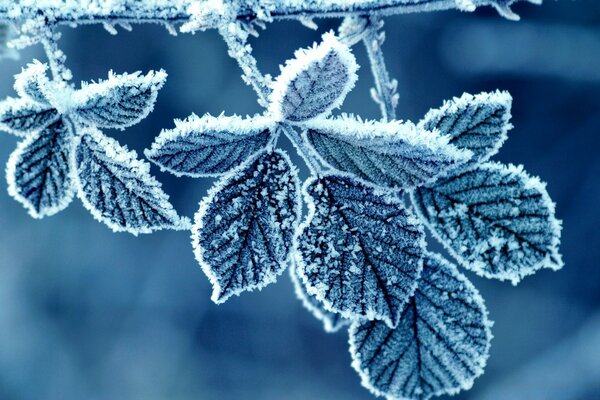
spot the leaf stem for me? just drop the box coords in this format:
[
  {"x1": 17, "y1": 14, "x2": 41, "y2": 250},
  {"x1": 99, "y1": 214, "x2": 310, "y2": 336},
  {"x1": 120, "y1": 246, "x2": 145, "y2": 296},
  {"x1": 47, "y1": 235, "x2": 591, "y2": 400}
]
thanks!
[{"x1": 40, "y1": 26, "x2": 72, "y2": 82}]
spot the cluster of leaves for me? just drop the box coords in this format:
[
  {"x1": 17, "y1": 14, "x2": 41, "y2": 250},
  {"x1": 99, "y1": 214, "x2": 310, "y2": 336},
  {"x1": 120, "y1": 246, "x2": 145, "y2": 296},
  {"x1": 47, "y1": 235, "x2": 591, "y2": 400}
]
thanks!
[{"x1": 0, "y1": 20, "x2": 562, "y2": 400}]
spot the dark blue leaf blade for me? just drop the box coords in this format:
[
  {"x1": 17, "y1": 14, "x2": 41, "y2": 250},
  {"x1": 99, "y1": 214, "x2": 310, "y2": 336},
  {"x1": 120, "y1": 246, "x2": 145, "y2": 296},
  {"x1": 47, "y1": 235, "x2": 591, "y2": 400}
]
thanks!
[
  {"x1": 74, "y1": 128, "x2": 190, "y2": 235},
  {"x1": 295, "y1": 174, "x2": 425, "y2": 328},
  {"x1": 0, "y1": 98, "x2": 59, "y2": 136},
  {"x1": 305, "y1": 116, "x2": 471, "y2": 189},
  {"x1": 419, "y1": 91, "x2": 512, "y2": 174},
  {"x1": 411, "y1": 162, "x2": 563, "y2": 284},
  {"x1": 349, "y1": 253, "x2": 492, "y2": 400},
  {"x1": 145, "y1": 114, "x2": 272, "y2": 177},
  {"x1": 291, "y1": 261, "x2": 349, "y2": 333},
  {"x1": 13, "y1": 60, "x2": 51, "y2": 105},
  {"x1": 6, "y1": 117, "x2": 76, "y2": 218},
  {"x1": 193, "y1": 149, "x2": 301, "y2": 303},
  {"x1": 269, "y1": 32, "x2": 358, "y2": 122}
]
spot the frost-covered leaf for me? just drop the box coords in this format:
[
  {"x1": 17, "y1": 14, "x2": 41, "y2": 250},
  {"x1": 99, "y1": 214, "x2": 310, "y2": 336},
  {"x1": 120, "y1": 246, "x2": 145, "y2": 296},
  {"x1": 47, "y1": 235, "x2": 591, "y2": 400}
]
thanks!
[
  {"x1": 13, "y1": 60, "x2": 51, "y2": 105},
  {"x1": 295, "y1": 174, "x2": 425, "y2": 328},
  {"x1": 145, "y1": 114, "x2": 273, "y2": 177},
  {"x1": 349, "y1": 253, "x2": 492, "y2": 400},
  {"x1": 74, "y1": 128, "x2": 190, "y2": 235},
  {"x1": 420, "y1": 91, "x2": 512, "y2": 174},
  {"x1": 411, "y1": 163, "x2": 563, "y2": 284},
  {"x1": 0, "y1": 98, "x2": 59, "y2": 136},
  {"x1": 305, "y1": 116, "x2": 472, "y2": 189},
  {"x1": 192, "y1": 150, "x2": 300, "y2": 303},
  {"x1": 269, "y1": 32, "x2": 358, "y2": 122},
  {"x1": 6, "y1": 118, "x2": 76, "y2": 218},
  {"x1": 73, "y1": 70, "x2": 166, "y2": 130},
  {"x1": 291, "y1": 261, "x2": 349, "y2": 333}
]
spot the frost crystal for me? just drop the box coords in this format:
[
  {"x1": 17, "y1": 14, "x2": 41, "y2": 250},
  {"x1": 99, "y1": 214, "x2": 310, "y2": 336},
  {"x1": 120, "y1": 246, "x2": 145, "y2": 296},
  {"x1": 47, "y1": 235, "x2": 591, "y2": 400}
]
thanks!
[
  {"x1": 295, "y1": 174, "x2": 425, "y2": 328},
  {"x1": 146, "y1": 113, "x2": 273, "y2": 177},
  {"x1": 412, "y1": 163, "x2": 563, "y2": 284},
  {"x1": 349, "y1": 253, "x2": 492, "y2": 400},
  {"x1": 193, "y1": 150, "x2": 301, "y2": 303}
]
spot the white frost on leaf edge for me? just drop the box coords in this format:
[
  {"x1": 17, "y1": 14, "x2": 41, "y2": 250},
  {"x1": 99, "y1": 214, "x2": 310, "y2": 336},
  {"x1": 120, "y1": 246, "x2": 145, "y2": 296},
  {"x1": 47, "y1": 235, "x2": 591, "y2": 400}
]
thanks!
[
  {"x1": 268, "y1": 31, "x2": 358, "y2": 122},
  {"x1": 191, "y1": 149, "x2": 301, "y2": 304},
  {"x1": 13, "y1": 59, "x2": 50, "y2": 103}
]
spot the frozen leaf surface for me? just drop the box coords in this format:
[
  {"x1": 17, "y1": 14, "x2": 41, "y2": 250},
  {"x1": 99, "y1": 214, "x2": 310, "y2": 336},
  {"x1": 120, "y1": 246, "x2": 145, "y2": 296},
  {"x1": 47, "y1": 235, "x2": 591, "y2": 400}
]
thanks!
[
  {"x1": 305, "y1": 116, "x2": 471, "y2": 189},
  {"x1": 74, "y1": 70, "x2": 166, "y2": 130},
  {"x1": 411, "y1": 163, "x2": 563, "y2": 284},
  {"x1": 75, "y1": 128, "x2": 190, "y2": 235},
  {"x1": 291, "y1": 262, "x2": 349, "y2": 333},
  {"x1": 420, "y1": 91, "x2": 512, "y2": 174},
  {"x1": 0, "y1": 98, "x2": 59, "y2": 136},
  {"x1": 193, "y1": 150, "x2": 300, "y2": 303},
  {"x1": 295, "y1": 174, "x2": 425, "y2": 327},
  {"x1": 269, "y1": 32, "x2": 358, "y2": 122},
  {"x1": 145, "y1": 114, "x2": 272, "y2": 177},
  {"x1": 13, "y1": 60, "x2": 51, "y2": 105},
  {"x1": 349, "y1": 252, "x2": 491, "y2": 400},
  {"x1": 6, "y1": 118, "x2": 76, "y2": 218}
]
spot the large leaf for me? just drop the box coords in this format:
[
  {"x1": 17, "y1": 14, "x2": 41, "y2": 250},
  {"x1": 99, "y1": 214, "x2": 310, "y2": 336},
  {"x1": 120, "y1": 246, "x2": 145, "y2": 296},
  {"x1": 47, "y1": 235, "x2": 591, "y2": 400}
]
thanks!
[
  {"x1": 269, "y1": 32, "x2": 358, "y2": 122},
  {"x1": 349, "y1": 253, "x2": 492, "y2": 400},
  {"x1": 73, "y1": 70, "x2": 166, "y2": 129},
  {"x1": 6, "y1": 118, "x2": 76, "y2": 218},
  {"x1": 74, "y1": 128, "x2": 190, "y2": 235},
  {"x1": 0, "y1": 98, "x2": 59, "y2": 136},
  {"x1": 305, "y1": 116, "x2": 471, "y2": 189},
  {"x1": 419, "y1": 91, "x2": 512, "y2": 174},
  {"x1": 295, "y1": 174, "x2": 425, "y2": 328},
  {"x1": 411, "y1": 162, "x2": 563, "y2": 284},
  {"x1": 145, "y1": 114, "x2": 272, "y2": 177},
  {"x1": 192, "y1": 150, "x2": 301, "y2": 303},
  {"x1": 290, "y1": 262, "x2": 349, "y2": 333}
]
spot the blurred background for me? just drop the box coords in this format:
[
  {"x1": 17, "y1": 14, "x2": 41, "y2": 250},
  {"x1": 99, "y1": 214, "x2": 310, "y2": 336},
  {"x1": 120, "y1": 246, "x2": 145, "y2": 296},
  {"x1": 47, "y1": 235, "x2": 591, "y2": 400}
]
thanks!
[{"x1": 0, "y1": 1, "x2": 599, "y2": 399}]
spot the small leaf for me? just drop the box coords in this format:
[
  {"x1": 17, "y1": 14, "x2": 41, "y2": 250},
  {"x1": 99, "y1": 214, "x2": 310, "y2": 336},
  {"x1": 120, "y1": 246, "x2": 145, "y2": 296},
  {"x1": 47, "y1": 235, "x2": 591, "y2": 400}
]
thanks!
[
  {"x1": 74, "y1": 70, "x2": 166, "y2": 130},
  {"x1": 349, "y1": 253, "x2": 492, "y2": 400},
  {"x1": 6, "y1": 118, "x2": 76, "y2": 218},
  {"x1": 295, "y1": 174, "x2": 425, "y2": 328},
  {"x1": 192, "y1": 150, "x2": 301, "y2": 303},
  {"x1": 269, "y1": 32, "x2": 358, "y2": 122},
  {"x1": 0, "y1": 98, "x2": 59, "y2": 136},
  {"x1": 145, "y1": 114, "x2": 272, "y2": 177},
  {"x1": 290, "y1": 261, "x2": 349, "y2": 333},
  {"x1": 74, "y1": 128, "x2": 190, "y2": 235},
  {"x1": 13, "y1": 60, "x2": 51, "y2": 105},
  {"x1": 305, "y1": 116, "x2": 472, "y2": 189},
  {"x1": 419, "y1": 91, "x2": 512, "y2": 174},
  {"x1": 411, "y1": 162, "x2": 563, "y2": 284}
]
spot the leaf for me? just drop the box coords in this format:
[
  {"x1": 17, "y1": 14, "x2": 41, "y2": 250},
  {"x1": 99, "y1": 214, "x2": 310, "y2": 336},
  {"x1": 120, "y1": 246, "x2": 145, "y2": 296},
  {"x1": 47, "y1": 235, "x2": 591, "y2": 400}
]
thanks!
[
  {"x1": 349, "y1": 253, "x2": 492, "y2": 400},
  {"x1": 411, "y1": 162, "x2": 563, "y2": 284},
  {"x1": 13, "y1": 60, "x2": 51, "y2": 105},
  {"x1": 419, "y1": 91, "x2": 512, "y2": 174},
  {"x1": 305, "y1": 115, "x2": 472, "y2": 189},
  {"x1": 74, "y1": 128, "x2": 190, "y2": 235},
  {"x1": 145, "y1": 114, "x2": 272, "y2": 177},
  {"x1": 73, "y1": 70, "x2": 166, "y2": 130},
  {"x1": 269, "y1": 32, "x2": 358, "y2": 123},
  {"x1": 290, "y1": 261, "x2": 349, "y2": 333},
  {"x1": 6, "y1": 118, "x2": 76, "y2": 218},
  {"x1": 0, "y1": 98, "x2": 59, "y2": 136},
  {"x1": 295, "y1": 174, "x2": 425, "y2": 328},
  {"x1": 192, "y1": 150, "x2": 301, "y2": 303}
]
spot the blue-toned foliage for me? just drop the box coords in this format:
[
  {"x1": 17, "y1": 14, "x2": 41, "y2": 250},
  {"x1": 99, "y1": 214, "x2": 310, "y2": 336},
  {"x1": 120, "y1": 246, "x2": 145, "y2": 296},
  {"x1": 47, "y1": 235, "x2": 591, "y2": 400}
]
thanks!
[
  {"x1": 0, "y1": 98, "x2": 59, "y2": 136},
  {"x1": 6, "y1": 117, "x2": 76, "y2": 218},
  {"x1": 192, "y1": 150, "x2": 301, "y2": 303},
  {"x1": 145, "y1": 113, "x2": 273, "y2": 177},
  {"x1": 411, "y1": 163, "x2": 563, "y2": 284},
  {"x1": 349, "y1": 253, "x2": 492, "y2": 400},
  {"x1": 75, "y1": 128, "x2": 190, "y2": 235},
  {"x1": 295, "y1": 174, "x2": 425, "y2": 327},
  {"x1": 290, "y1": 261, "x2": 350, "y2": 333},
  {"x1": 304, "y1": 115, "x2": 471, "y2": 189}
]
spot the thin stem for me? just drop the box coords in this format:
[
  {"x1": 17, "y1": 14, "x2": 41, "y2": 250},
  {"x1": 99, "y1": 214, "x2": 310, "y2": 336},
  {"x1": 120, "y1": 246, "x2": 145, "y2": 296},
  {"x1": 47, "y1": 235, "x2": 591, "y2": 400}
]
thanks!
[
  {"x1": 361, "y1": 16, "x2": 398, "y2": 121},
  {"x1": 40, "y1": 26, "x2": 72, "y2": 82},
  {"x1": 281, "y1": 125, "x2": 321, "y2": 175}
]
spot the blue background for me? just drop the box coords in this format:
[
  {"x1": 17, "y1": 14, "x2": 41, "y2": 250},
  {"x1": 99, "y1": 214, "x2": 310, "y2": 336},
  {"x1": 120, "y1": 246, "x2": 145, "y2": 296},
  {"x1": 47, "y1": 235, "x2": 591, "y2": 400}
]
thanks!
[{"x1": 0, "y1": 1, "x2": 598, "y2": 399}]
